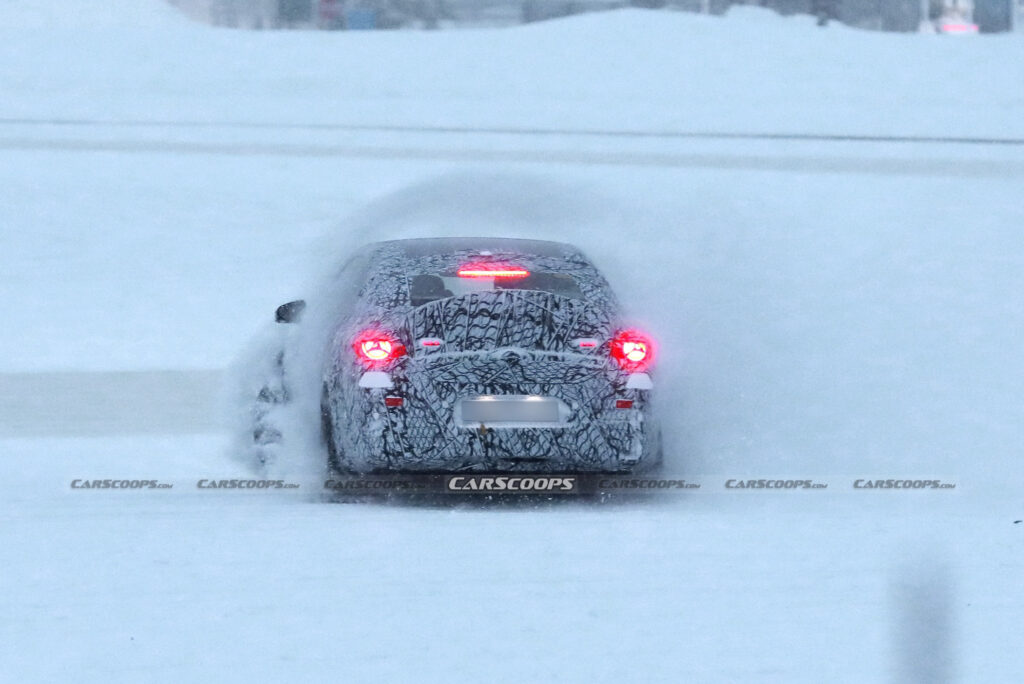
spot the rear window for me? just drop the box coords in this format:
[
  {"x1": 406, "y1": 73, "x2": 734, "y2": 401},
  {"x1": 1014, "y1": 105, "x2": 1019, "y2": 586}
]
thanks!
[
  {"x1": 397, "y1": 238, "x2": 573, "y2": 259},
  {"x1": 409, "y1": 271, "x2": 584, "y2": 307}
]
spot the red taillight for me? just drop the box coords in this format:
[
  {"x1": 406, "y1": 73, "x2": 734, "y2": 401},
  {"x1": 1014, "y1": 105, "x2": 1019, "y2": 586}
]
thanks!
[
  {"x1": 352, "y1": 331, "x2": 406, "y2": 366},
  {"x1": 384, "y1": 396, "x2": 403, "y2": 407},
  {"x1": 615, "y1": 399, "x2": 633, "y2": 409},
  {"x1": 457, "y1": 263, "x2": 529, "y2": 279},
  {"x1": 610, "y1": 330, "x2": 653, "y2": 371}
]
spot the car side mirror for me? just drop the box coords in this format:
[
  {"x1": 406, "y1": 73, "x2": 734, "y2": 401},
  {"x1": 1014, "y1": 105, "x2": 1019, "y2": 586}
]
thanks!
[{"x1": 275, "y1": 299, "x2": 306, "y2": 324}]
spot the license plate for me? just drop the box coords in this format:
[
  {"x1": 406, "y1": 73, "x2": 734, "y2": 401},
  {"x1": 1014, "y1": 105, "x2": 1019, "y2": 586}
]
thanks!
[{"x1": 458, "y1": 395, "x2": 562, "y2": 426}]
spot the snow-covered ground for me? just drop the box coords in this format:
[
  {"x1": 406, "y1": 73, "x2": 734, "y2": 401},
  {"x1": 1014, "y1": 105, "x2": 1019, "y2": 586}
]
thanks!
[{"x1": 1, "y1": 1, "x2": 1022, "y2": 681}]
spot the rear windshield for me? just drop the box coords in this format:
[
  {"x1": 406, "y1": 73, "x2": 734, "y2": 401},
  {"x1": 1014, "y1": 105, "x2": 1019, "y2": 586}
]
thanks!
[
  {"x1": 409, "y1": 272, "x2": 584, "y2": 306},
  {"x1": 397, "y1": 238, "x2": 572, "y2": 259}
]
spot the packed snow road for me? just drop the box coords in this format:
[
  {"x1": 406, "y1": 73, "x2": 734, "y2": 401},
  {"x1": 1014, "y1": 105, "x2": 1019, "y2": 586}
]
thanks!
[
  {"x1": 0, "y1": 370, "x2": 222, "y2": 437},
  {"x1": 2, "y1": 134, "x2": 1020, "y2": 681}
]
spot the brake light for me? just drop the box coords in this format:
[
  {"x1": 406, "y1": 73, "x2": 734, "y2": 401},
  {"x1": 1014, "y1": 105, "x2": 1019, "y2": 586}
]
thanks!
[
  {"x1": 352, "y1": 331, "x2": 406, "y2": 365},
  {"x1": 457, "y1": 263, "x2": 529, "y2": 278},
  {"x1": 610, "y1": 330, "x2": 653, "y2": 371}
]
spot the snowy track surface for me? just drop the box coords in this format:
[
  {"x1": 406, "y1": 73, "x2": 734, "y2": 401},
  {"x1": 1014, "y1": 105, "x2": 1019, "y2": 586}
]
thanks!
[
  {"x1": 2, "y1": 2, "x2": 1022, "y2": 682},
  {"x1": 2, "y1": 134, "x2": 1023, "y2": 177},
  {"x1": 0, "y1": 370, "x2": 222, "y2": 437}
]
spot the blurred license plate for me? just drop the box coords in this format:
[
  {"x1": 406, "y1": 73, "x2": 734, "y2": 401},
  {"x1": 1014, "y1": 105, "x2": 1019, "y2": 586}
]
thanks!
[{"x1": 460, "y1": 396, "x2": 560, "y2": 425}]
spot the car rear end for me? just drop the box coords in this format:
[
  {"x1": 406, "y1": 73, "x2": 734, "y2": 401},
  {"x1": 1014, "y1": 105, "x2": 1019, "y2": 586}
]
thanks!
[{"x1": 323, "y1": 239, "x2": 660, "y2": 474}]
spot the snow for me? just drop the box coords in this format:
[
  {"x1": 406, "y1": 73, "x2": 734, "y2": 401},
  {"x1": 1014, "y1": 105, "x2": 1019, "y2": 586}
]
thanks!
[
  {"x1": 0, "y1": 0, "x2": 189, "y2": 29},
  {"x1": 1, "y1": 2, "x2": 1022, "y2": 682},
  {"x1": 1, "y1": 5, "x2": 1022, "y2": 135}
]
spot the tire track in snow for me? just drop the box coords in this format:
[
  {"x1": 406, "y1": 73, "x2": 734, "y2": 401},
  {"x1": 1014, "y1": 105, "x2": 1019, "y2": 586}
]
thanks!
[
  {"x1": 1, "y1": 137, "x2": 1022, "y2": 177},
  {"x1": 1, "y1": 117, "x2": 1022, "y2": 146}
]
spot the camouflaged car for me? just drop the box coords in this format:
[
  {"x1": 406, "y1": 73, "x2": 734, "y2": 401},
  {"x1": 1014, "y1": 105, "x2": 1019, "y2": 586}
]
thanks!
[{"x1": 260, "y1": 237, "x2": 661, "y2": 476}]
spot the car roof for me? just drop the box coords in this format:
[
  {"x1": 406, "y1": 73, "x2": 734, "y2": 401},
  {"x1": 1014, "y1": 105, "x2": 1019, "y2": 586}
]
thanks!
[{"x1": 346, "y1": 237, "x2": 616, "y2": 312}]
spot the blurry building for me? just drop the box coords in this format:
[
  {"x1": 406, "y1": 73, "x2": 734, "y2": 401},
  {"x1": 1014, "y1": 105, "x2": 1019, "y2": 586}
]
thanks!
[
  {"x1": 974, "y1": 0, "x2": 1019, "y2": 30},
  {"x1": 744, "y1": 0, "x2": 1021, "y2": 32}
]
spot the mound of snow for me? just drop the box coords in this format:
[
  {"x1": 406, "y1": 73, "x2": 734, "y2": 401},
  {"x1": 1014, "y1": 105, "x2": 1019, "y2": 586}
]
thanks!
[
  {"x1": 0, "y1": 0, "x2": 189, "y2": 29},
  {"x1": 1, "y1": 4, "x2": 1021, "y2": 136}
]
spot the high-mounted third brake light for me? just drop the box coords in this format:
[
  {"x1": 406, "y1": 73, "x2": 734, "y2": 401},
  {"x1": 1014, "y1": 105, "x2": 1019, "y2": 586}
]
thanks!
[
  {"x1": 457, "y1": 263, "x2": 529, "y2": 279},
  {"x1": 610, "y1": 330, "x2": 654, "y2": 371},
  {"x1": 352, "y1": 331, "x2": 406, "y2": 366}
]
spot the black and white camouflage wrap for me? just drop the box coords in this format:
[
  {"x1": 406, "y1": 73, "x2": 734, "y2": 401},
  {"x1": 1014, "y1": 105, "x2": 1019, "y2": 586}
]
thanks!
[{"x1": 314, "y1": 239, "x2": 661, "y2": 474}]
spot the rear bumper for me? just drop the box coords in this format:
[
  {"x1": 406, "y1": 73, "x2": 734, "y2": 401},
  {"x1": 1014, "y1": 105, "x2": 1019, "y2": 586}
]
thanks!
[
  {"x1": 326, "y1": 387, "x2": 659, "y2": 474},
  {"x1": 324, "y1": 349, "x2": 659, "y2": 473}
]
